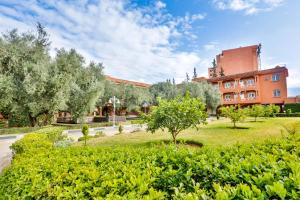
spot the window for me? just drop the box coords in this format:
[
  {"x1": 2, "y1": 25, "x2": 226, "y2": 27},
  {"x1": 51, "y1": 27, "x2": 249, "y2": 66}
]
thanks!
[
  {"x1": 240, "y1": 92, "x2": 245, "y2": 100},
  {"x1": 224, "y1": 82, "x2": 231, "y2": 88},
  {"x1": 239, "y1": 80, "x2": 244, "y2": 87},
  {"x1": 273, "y1": 89, "x2": 281, "y2": 97},
  {"x1": 248, "y1": 92, "x2": 256, "y2": 99},
  {"x1": 247, "y1": 79, "x2": 255, "y2": 86},
  {"x1": 224, "y1": 94, "x2": 231, "y2": 101},
  {"x1": 272, "y1": 74, "x2": 280, "y2": 81}
]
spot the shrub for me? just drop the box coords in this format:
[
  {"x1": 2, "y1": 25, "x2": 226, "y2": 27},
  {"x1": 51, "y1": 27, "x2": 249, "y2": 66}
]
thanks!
[
  {"x1": 275, "y1": 113, "x2": 300, "y2": 117},
  {"x1": 10, "y1": 133, "x2": 52, "y2": 155},
  {"x1": 1, "y1": 136, "x2": 300, "y2": 199},
  {"x1": 284, "y1": 103, "x2": 300, "y2": 113},
  {"x1": 82, "y1": 124, "x2": 89, "y2": 146},
  {"x1": 118, "y1": 124, "x2": 123, "y2": 134}
]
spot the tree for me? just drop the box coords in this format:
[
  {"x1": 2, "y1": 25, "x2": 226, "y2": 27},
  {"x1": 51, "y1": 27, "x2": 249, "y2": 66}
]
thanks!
[
  {"x1": 0, "y1": 26, "x2": 105, "y2": 126},
  {"x1": 0, "y1": 25, "x2": 69, "y2": 126},
  {"x1": 82, "y1": 124, "x2": 89, "y2": 146},
  {"x1": 193, "y1": 67, "x2": 197, "y2": 79},
  {"x1": 212, "y1": 59, "x2": 218, "y2": 77},
  {"x1": 143, "y1": 94, "x2": 207, "y2": 144},
  {"x1": 220, "y1": 105, "x2": 246, "y2": 128},
  {"x1": 179, "y1": 82, "x2": 221, "y2": 114},
  {"x1": 219, "y1": 67, "x2": 225, "y2": 77},
  {"x1": 264, "y1": 104, "x2": 280, "y2": 117},
  {"x1": 247, "y1": 104, "x2": 264, "y2": 122},
  {"x1": 149, "y1": 81, "x2": 177, "y2": 105},
  {"x1": 186, "y1": 73, "x2": 190, "y2": 82}
]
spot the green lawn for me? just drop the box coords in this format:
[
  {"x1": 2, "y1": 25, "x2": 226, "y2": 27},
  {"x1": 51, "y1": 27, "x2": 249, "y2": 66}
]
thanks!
[{"x1": 85, "y1": 117, "x2": 300, "y2": 147}]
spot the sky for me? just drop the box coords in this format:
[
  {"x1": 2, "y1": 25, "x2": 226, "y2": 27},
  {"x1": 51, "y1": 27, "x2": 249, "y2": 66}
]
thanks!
[{"x1": 0, "y1": 0, "x2": 299, "y2": 96}]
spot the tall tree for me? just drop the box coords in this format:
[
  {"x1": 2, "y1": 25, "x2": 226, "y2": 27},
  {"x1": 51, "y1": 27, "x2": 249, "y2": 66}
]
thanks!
[
  {"x1": 219, "y1": 67, "x2": 225, "y2": 77},
  {"x1": 193, "y1": 67, "x2": 197, "y2": 79},
  {"x1": 212, "y1": 59, "x2": 218, "y2": 77}
]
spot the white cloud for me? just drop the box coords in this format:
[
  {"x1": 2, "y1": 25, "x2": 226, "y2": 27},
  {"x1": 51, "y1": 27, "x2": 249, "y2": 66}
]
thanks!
[
  {"x1": 203, "y1": 42, "x2": 219, "y2": 51},
  {"x1": 0, "y1": 0, "x2": 207, "y2": 83},
  {"x1": 155, "y1": 1, "x2": 166, "y2": 9},
  {"x1": 212, "y1": 0, "x2": 285, "y2": 15}
]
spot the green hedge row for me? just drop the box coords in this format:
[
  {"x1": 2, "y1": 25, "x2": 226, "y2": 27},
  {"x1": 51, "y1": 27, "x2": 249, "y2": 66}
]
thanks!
[
  {"x1": 1, "y1": 131, "x2": 300, "y2": 199},
  {"x1": 285, "y1": 103, "x2": 300, "y2": 113},
  {"x1": 275, "y1": 113, "x2": 300, "y2": 117}
]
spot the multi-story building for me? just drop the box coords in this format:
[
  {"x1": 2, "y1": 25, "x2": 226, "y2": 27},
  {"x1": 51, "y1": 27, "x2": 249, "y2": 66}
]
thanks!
[{"x1": 194, "y1": 45, "x2": 290, "y2": 107}]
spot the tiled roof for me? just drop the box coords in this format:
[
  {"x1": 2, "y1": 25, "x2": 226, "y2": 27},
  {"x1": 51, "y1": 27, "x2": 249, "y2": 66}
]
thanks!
[
  {"x1": 105, "y1": 75, "x2": 151, "y2": 88},
  {"x1": 193, "y1": 66, "x2": 288, "y2": 83}
]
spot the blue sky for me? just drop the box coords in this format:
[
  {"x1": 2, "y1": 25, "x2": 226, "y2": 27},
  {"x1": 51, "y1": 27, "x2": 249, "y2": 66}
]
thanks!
[{"x1": 0, "y1": 0, "x2": 299, "y2": 96}]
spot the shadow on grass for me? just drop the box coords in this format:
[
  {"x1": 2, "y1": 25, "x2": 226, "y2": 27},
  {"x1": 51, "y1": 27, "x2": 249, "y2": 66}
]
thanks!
[
  {"x1": 248, "y1": 121, "x2": 264, "y2": 123},
  {"x1": 229, "y1": 126, "x2": 250, "y2": 129},
  {"x1": 144, "y1": 139, "x2": 203, "y2": 148}
]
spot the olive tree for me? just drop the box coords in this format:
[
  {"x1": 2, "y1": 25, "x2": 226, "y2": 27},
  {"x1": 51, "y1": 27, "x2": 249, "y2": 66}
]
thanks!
[
  {"x1": 220, "y1": 105, "x2": 246, "y2": 128},
  {"x1": 143, "y1": 94, "x2": 207, "y2": 144}
]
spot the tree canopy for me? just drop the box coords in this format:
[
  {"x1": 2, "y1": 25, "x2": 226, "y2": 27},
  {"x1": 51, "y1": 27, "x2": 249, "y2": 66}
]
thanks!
[
  {"x1": 0, "y1": 24, "x2": 105, "y2": 126},
  {"x1": 143, "y1": 94, "x2": 207, "y2": 144}
]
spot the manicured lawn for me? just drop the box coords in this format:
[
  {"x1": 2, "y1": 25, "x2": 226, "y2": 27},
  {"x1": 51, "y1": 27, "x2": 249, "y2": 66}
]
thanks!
[{"x1": 85, "y1": 117, "x2": 300, "y2": 147}]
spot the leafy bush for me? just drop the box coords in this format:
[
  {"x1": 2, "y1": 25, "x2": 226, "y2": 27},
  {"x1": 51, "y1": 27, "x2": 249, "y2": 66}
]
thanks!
[
  {"x1": 284, "y1": 103, "x2": 300, "y2": 113},
  {"x1": 10, "y1": 133, "x2": 53, "y2": 155},
  {"x1": 275, "y1": 113, "x2": 300, "y2": 117},
  {"x1": 2, "y1": 132, "x2": 300, "y2": 199},
  {"x1": 82, "y1": 124, "x2": 89, "y2": 146},
  {"x1": 264, "y1": 104, "x2": 280, "y2": 117},
  {"x1": 246, "y1": 105, "x2": 264, "y2": 121},
  {"x1": 118, "y1": 124, "x2": 123, "y2": 134}
]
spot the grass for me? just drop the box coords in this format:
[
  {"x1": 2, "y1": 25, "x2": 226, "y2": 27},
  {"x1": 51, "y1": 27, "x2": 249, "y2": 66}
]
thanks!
[
  {"x1": 84, "y1": 117, "x2": 300, "y2": 147},
  {"x1": 0, "y1": 126, "x2": 44, "y2": 135}
]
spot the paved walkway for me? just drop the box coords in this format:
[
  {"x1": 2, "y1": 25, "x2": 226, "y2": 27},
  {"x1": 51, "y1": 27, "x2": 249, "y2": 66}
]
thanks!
[{"x1": 0, "y1": 124, "x2": 145, "y2": 173}]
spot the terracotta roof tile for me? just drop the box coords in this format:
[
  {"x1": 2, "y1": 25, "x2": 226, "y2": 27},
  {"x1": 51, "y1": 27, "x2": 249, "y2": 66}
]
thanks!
[{"x1": 105, "y1": 75, "x2": 151, "y2": 88}]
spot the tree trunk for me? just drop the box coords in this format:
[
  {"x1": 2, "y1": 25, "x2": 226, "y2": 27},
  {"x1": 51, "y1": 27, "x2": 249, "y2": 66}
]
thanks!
[
  {"x1": 233, "y1": 121, "x2": 236, "y2": 128},
  {"x1": 255, "y1": 116, "x2": 257, "y2": 122},
  {"x1": 172, "y1": 132, "x2": 177, "y2": 145},
  {"x1": 28, "y1": 114, "x2": 37, "y2": 127}
]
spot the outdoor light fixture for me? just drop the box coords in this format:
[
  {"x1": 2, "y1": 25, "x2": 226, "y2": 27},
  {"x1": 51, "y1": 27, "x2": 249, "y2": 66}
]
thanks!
[{"x1": 109, "y1": 96, "x2": 120, "y2": 127}]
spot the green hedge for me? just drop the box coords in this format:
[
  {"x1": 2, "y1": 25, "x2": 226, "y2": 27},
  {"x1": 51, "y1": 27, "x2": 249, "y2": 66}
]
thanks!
[
  {"x1": 285, "y1": 103, "x2": 300, "y2": 113},
  {"x1": 275, "y1": 113, "x2": 300, "y2": 117},
  {"x1": 1, "y1": 133, "x2": 300, "y2": 199}
]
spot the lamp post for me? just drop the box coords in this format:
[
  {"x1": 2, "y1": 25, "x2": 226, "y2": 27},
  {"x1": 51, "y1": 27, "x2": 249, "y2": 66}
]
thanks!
[
  {"x1": 109, "y1": 96, "x2": 120, "y2": 127},
  {"x1": 142, "y1": 102, "x2": 149, "y2": 114}
]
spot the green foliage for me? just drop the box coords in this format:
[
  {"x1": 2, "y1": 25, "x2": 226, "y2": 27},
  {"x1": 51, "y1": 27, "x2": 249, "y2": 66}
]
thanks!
[
  {"x1": 1, "y1": 135, "x2": 300, "y2": 199},
  {"x1": 264, "y1": 104, "x2": 280, "y2": 117},
  {"x1": 10, "y1": 133, "x2": 52, "y2": 155},
  {"x1": 179, "y1": 82, "x2": 221, "y2": 113},
  {"x1": 276, "y1": 113, "x2": 300, "y2": 117},
  {"x1": 220, "y1": 105, "x2": 246, "y2": 128},
  {"x1": 144, "y1": 94, "x2": 207, "y2": 144},
  {"x1": 98, "y1": 81, "x2": 152, "y2": 112},
  {"x1": 0, "y1": 26, "x2": 105, "y2": 126},
  {"x1": 246, "y1": 104, "x2": 265, "y2": 121},
  {"x1": 82, "y1": 124, "x2": 89, "y2": 146},
  {"x1": 284, "y1": 103, "x2": 300, "y2": 113},
  {"x1": 149, "y1": 81, "x2": 177, "y2": 105}
]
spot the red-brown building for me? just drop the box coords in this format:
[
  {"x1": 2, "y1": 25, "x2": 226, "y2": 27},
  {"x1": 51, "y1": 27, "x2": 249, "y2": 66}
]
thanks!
[
  {"x1": 194, "y1": 45, "x2": 292, "y2": 107},
  {"x1": 105, "y1": 75, "x2": 151, "y2": 88}
]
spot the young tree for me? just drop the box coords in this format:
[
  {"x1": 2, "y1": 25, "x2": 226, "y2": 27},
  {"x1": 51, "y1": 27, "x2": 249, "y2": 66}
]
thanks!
[
  {"x1": 220, "y1": 105, "x2": 246, "y2": 128},
  {"x1": 247, "y1": 104, "x2": 265, "y2": 122},
  {"x1": 82, "y1": 124, "x2": 89, "y2": 146},
  {"x1": 264, "y1": 104, "x2": 280, "y2": 117},
  {"x1": 143, "y1": 94, "x2": 207, "y2": 144}
]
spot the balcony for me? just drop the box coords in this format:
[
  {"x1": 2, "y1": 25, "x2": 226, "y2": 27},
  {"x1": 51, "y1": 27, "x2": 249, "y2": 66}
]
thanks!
[{"x1": 222, "y1": 97, "x2": 259, "y2": 105}]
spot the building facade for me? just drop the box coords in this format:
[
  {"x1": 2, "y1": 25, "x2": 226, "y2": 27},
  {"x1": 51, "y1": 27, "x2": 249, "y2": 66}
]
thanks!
[{"x1": 194, "y1": 45, "x2": 290, "y2": 107}]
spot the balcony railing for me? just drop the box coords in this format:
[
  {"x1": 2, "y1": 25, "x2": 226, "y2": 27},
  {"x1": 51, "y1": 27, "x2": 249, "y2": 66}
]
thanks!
[{"x1": 222, "y1": 97, "x2": 258, "y2": 104}]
